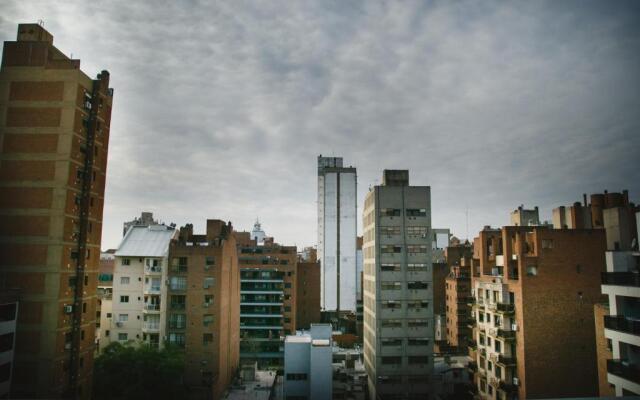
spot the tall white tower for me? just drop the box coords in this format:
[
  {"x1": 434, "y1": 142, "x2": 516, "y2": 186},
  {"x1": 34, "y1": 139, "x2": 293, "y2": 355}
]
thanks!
[
  {"x1": 317, "y1": 155, "x2": 357, "y2": 312},
  {"x1": 251, "y1": 219, "x2": 266, "y2": 245}
]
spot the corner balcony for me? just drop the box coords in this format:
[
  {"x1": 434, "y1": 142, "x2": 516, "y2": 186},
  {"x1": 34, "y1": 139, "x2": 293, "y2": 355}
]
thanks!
[
  {"x1": 607, "y1": 359, "x2": 640, "y2": 393},
  {"x1": 602, "y1": 272, "x2": 640, "y2": 287},
  {"x1": 604, "y1": 315, "x2": 640, "y2": 335}
]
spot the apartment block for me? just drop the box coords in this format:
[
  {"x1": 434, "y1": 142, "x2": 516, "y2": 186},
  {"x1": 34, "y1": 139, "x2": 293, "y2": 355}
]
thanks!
[
  {"x1": 0, "y1": 296, "x2": 18, "y2": 398},
  {"x1": 509, "y1": 206, "x2": 540, "y2": 227},
  {"x1": 317, "y1": 155, "x2": 357, "y2": 313},
  {"x1": 108, "y1": 224, "x2": 176, "y2": 349},
  {"x1": 167, "y1": 220, "x2": 240, "y2": 399},
  {"x1": 238, "y1": 241, "x2": 297, "y2": 369},
  {"x1": 96, "y1": 250, "x2": 114, "y2": 352},
  {"x1": 0, "y1": 23, "x2": 113, "y2": 398},
  {"x1": 296, "y1": 260, "x2": 321, "y2": 330},
  {"x1": 284, "y1": 324, "x2": 333, "y2": 400},
  {"x1": 598, "y1": 211, "x2": 640, "y2": 396},
  {"x1": 445, "y1": 243, "x2": 473, "y2": 349},
  {"x1": 469, "y1": 226, "x2": 606, "y2": 399},
  {"x1": 363, "y1": 170, "x2": 434, "y2": 400}
]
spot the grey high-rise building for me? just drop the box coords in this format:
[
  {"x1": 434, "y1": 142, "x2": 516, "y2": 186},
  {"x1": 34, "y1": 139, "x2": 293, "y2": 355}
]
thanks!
[
  {"x1": 317, "y1": 156, "x2": 357, "y2": 313},
  {"x1": 362, "y1": 170, "x2": 434, "y2": 399}
]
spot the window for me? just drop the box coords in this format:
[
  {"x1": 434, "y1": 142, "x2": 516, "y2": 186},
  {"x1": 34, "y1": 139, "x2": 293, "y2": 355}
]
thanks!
[
  {"x1": 169, "y1": 314, "x2": 187, "y2": 329},
  {"x1": 169, "y1": 333, "x2": 185, "y2": 347},
  {"x1": 118, "y1": 333, "x2": 128, "y2": 341},
  {"x1": 0, "y1": 333, "x2": 14, "y2": 352},
  {"x1": 105, "y1": 330, "x2": 110, "y2": 337},
  {"x1": 118, "y1": 314, "x2": 128, "y2": 322},
  {"x1": 408, "y1": 319, "x2": 428, "y2": 327},
  {"x1": 381, "y1": 263, "x2": 401, "y2": 272},
  {"x1": 120, "y1": 296, "x2": 129, "y2": 303},
  {"x1": 380, "y1": 208, "x2": 401, "y2": 217},
  {"x1": 120, "y1": 277, "x2": 130, "y2": 285},
  {"x1": 526, "y1": 265, "x2": 538, "y2": 276},
  {"x1": 408, "y1": 356, "x2": 429, "y2": 364},
  {"x1": 541, "y1": 239, "x2": 553, "y2": 249},
  {"x1": 408, "y1": 338, "x2": 429, "y2": 346},
  {"x1": 203, "y1": 314, "x2": 214, "y2": 327},
  {"x1": 170, "y1": 276, "x2": 187, "y2": 290},
  {"x1": 381, "y1": 282, "x2": 402, "y2": 290},
  {"x1": 478, "y1": 312, "x2": 485, "y2": 322},
  {"x1": 106, "y1": 313, "x2": 112, "y2": 318},
  {"x1": 406, "y1": 226, "x2": 428, "y2": 236},
  {"x1": 381, "y1": 356, "x2": 401, "y2": 365},
  {"x1": 407, "y1": 301, "x2": 429, "y2": 310},
  {"x1": 203, "y1": 277, "x2": 214, "y2": 289},
  {"x1": 495, "y1": 365, "x2": 502, "y2": 378},
  {"x1": 407, "y1": 282, "x2": 428, "y2": 290},
  {"x1": 381, "y1": 245, "x2": 402, "y2": 254},
  {"x1": 407, "y1": 263, "x2": 428, "y2": 271},
  {"x1": 122, "y1": 258, "x2": 130, "y2": 266},
  {"x1": 380, "y1": 226, "x2": 401, "y2": 235},
  {"x1": 286, "y1": 373, "x2": 308, "y2": 381},
  {"x1": 495, "y1": 340, "x2": 501, "y2": 352},
  {"x1": 203, "y1": 333, "x2": 213, "y2": 345},
  {"x1": 382, "y1": 301, "x2": 400, "y2": 309},
  {"x1": 495, "y1": 315, "x2": 502, "y2": 327},
  {"x1": 381, "y1": 338, "x2": 402, "y2": 346},
  {"x1": 406, "y1": 208, "x2": 427, "y2": 217},
  {"x1": 381, "y1": 319, "x2": 402, "y2": 328},
  {"x1": 205, "y1": 256, "x2": 215, "y2": 266},
  {"x1": 204, "y1": 295, "x2": 214, "y2": 305},
  {"x1": 487, "y1": 361, "x2": 493, "y2": 371},
  {"x1": 576, "y1": 264, "x2": 581, "y2": 273},
  {"x1": 406, "y1": 245, "x2": 428, "y2": 254}
]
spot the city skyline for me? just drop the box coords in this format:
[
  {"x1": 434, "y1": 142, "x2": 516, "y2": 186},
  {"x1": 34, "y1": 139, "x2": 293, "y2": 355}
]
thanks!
[{"x1": 2, "y1": 1, "x2": 639, "y2": 252}]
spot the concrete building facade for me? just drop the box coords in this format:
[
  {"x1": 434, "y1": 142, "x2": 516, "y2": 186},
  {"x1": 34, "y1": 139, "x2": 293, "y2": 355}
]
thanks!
[
  {"x1": 167, "y1": 220, "x2": 240, "y2": 399},
  {"x1": 0, "y1": 23, "x2": 113, "y2": 398},
  {"x1": 469, "y1": 226, "x2": 606, "y2": 399},
  {"x1": 238, "y1": 241, "x2": 298, "y2": 369},
  {"x1": 509, "y1": 206, "x2": 540, "y2": 227},
  {"x1": 284, "y1": 324, "x2": 333, "y2": 400},
  {"x1": 108, "y1": 224, "x2": 176, "y2": 349},
  {"x1": 317, "y1": 155, "x2": 357, "y2": 313},
  {"x1": 362, "y1": 170, "x2": 434, "y2": 399}
]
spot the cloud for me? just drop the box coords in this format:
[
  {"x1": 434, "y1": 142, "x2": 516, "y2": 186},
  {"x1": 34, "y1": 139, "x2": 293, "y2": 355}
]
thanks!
[{"x1": 2, "y1": 1, "x2": 639, "y2": 248}]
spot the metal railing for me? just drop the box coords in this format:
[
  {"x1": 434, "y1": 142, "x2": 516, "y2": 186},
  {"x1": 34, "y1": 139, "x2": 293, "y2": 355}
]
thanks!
[
  {"x1": 602, "y1": 272, "x2": 640, "y2": 287},
  {"x1": 607, "y1": 359, "x2": 640, "y2": 384},
  {"x1": 604, "y1": 315, "x2": 640, "y2": 335}
]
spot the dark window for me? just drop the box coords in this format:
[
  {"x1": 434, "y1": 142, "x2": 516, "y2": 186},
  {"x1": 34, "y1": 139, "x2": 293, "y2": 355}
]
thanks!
[
  {"x1": 286, "y1": 373, "x2": 308, "y2": 381},
  {"x1": 0, "y1": 333, "x2": 14, "y2": 352},
  {"x1": 0, "y1": 362, "x2": 11, "y2": 383},
  {"x1": 0, "y1": 303, "x2": 17, "y2": 321}
]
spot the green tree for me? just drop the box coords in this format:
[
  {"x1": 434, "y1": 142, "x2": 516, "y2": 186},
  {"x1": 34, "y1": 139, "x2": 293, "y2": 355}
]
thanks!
[{"x1": 93, "y1": 342, "x2": 186, "y2": 400}]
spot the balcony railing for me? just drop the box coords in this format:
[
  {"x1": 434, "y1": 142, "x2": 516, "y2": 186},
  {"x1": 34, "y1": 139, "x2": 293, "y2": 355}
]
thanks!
[
  {"x1": 145, "y1": 266, "x2": 162, "y2": 274},
  {"x1": 607, "y1": 359, "x2": 640, "y2": 384},
  {"x1": 604, "y1": 315, "x2": 640, "y2": 335},
  {"x1": 170, "y1": 303, "x2": 186, "y2": 310},
  {"x1": 602, "y1": 272, "x2": 640, "y2": 287},
  {"x1": 496, "y1": 303, "x2": 515, "y2": 314},
  {"x1": 497, "y1": 354, "x2": 517, "y2": 366},
  {"x1": 144, "y1": 304, "x2": 160, "y2": 311},
  {"x1": 496, "y1": 329, "x2": 516, "y2": 340},
  {"x1": 467, "y1": 361, "x2": 477, "y2": 372},
  {"x1": 143, "y1": 322, "x2": 160, "y2": 331}
]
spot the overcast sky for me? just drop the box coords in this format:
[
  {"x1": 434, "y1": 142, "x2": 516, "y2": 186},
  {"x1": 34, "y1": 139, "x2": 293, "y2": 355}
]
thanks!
[{"x1": 3, "y1": 1, "x2": 639, "y2": 250}]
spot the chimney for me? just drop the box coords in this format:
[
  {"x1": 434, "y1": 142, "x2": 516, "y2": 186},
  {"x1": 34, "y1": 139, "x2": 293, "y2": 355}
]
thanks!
[{"x1": 583, "y1": 193, "x2": 588, "y2": 206}]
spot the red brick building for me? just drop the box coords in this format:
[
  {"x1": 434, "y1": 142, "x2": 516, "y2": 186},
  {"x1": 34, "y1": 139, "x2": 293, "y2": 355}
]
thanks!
[{"x1": 0, "y1": 23, "x2": 113, "y2": 398}]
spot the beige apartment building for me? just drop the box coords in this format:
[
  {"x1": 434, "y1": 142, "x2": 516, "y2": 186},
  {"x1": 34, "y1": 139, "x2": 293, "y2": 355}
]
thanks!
[
  {"x1": 469, "y1": 226, "x2": 606, "y2": 399},
  {"x1": 363, "y1": 170, "x2": 434, "y2": 400},
  {"x1": 166, "y1": 220, "x2": 240, "y2": 399},
  {"x1": 0, "y1": 23, "x2": 113, "y2": 398}
]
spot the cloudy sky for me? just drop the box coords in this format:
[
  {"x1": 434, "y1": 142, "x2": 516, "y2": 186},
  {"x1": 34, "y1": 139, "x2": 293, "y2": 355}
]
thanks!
[{"x1": 3, "y1": 1, "x2": 639, "y2": 250}]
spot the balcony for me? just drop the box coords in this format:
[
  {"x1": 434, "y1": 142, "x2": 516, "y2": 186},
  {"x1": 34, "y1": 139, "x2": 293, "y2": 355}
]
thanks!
[
  {"x1": 170, "y1": 303, "x2": 186, "y2": 310},
  {"x1": 466, "y1": 297, "x2": 476, "y2": 306},
  {"x1": 496, "y1": 329, "x2": 516, "y2": 340},
  {"x1": 496, "y1": 354, "x2": 516, "y2": 367},
  {"x1": 496, "y1": 303, "x2": 515, "y2": 314},
  {"x1": 144, "y1": 286, "x2": 161, "y2": 295},
  {"x1": 498, "y1": 379, "x2": 518, "y2": 393},
  {"x1": 602, "y1": 272, "x2": 640, "y2": 287},
  {"x1": 171, "y1": 265, "x2": 188, "y2": 274},
  {"x1": 145, "y1": 266, "x2": 162, "y2": 275},
  {"x1": 467, "y1": 361, "x2": 478, "y2": 372},
  {"x1": 144, "y1": 304, "x2": 161, "y2": 313},
  {"x1": 142, "y1": 322, "x2": 160, "y2": 332},
  {"x1": 458, "y1": 296, "x2": 474, "y2": 304},
  {"x1": 467, "y1": 320, "x2": 477, "y2": 329},
  {"x1": 604, "y1": 315, "x2": 640, "y2": 335},
  {"x1": 607, "y1": 359, "x2": 640, "y2": 384}
]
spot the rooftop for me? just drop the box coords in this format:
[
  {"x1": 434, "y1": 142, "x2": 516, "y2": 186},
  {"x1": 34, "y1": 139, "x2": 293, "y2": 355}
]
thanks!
[{"x1": 115, "y1": 225, "x2": 176, "y2": 257}]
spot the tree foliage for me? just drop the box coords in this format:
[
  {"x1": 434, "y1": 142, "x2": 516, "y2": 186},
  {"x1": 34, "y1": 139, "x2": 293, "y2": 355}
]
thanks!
[{"x1": 93, "y1": 342, "x2": 186, "y2": 400}]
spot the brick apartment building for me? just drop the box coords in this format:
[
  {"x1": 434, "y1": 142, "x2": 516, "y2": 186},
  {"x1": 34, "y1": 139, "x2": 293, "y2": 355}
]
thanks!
[
  {"x1": 468, "y1": 226, "x2": 606, "y2": 399},
  {"x1": 444, "y1": 243, "x2": 473, "y2": 350},
  {"x1": 238, "y1": 239, "x2": 298, "y2": 369},
  {"x1": 0, "y1": 23, "x2": 113, "y2": 398},
  {"x1": 166, "y1": 220, "x2": 240, "y2": 399},
  {"x1": 296, "y1": 258, "x2": 321, "y2": 331}
]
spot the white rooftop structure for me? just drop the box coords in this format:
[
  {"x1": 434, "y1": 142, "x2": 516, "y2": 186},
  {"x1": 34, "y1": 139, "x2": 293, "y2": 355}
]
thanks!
[
  {"x1": 251, "y1": 219, "x2": 266, "y2": 245},
  {"x1": 284, "y1": 324, "x2": 333, "y2": 400},
  {"x1": 115, "y1": 225, "x2": 176, "y2": 257}
]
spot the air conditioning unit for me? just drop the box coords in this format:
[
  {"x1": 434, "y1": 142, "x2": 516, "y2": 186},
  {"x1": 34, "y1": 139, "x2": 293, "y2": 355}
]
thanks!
[
  {"x1": 64, "y1": 305, "x2": 73, "y2": 314},
  {"x1": 513, "y1": 377, "x2": 519, "y2": 386},
  {"x1": 512, "y1": 323, "x2": 518, "y2": 331}
]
